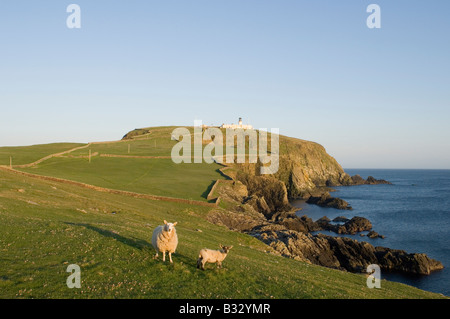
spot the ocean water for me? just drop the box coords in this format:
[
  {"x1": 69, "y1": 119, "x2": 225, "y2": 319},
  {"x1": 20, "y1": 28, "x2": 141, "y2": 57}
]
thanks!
[{"x1": 291, "y1": 169, "x2": 450, "y2": 296}]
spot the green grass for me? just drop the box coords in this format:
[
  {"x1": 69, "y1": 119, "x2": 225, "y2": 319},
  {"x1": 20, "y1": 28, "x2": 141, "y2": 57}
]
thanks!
[
  {"x1": 11, "y1": 126, "x2": 270, "y2": 202},
  {"x1": 0, "y1": 143, "x2": 86, "y2": 166},
  {"x1": 0, "y1": 168, "x2": 444, "y2": 299},
  {"x1": 13, "y1": 127, "x2": 228, "y2": 201},
  {"x1": 20, "y1": 157, "x2": 224, "y2": 201},
  {"x1": 67, "y1": 126, "x2": 187, "y2": 157}
]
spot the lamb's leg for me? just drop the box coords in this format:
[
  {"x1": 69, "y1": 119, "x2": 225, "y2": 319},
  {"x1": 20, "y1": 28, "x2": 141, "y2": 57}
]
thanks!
[
  {"x1": 217, "y1": 261, "x2": 222, "y2": 269},
  {"x1": 169, "y1": 252, "x2": 173, "y2": 263},
  {"x1": 162, "y1": 251, "x2": 166, "y2": 262},
  {"x1": 198, "y1": 258, "x2": 206, "y2": 270}
]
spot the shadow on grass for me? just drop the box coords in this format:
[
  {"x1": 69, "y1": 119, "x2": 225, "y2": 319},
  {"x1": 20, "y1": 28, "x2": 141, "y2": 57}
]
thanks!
[
  {"x1": 65, "y1": 222, "x2": 151, "y2": 251},
  {"x1": 65, "y1": 222, "x2": 202, "y2": 270},
  {"x1": 201, "y1": 179, "x2": 218, "y2": 200},
  {"x1": 152, "y1": 251, "x2": 197, "y2": 269}
]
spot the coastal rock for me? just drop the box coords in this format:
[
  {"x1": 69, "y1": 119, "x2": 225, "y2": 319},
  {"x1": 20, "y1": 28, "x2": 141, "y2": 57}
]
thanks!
[
  {"x1": 206, "y1": 208, "x2": 267, "y2": 233},
  {"x1": 278, "y1": 214, "x2": 321, "y2": 233},
  {"x1": 297, "y1": 215, "x2": 321, "y2": 232},
  {"x1": 351, "y1": 175, "x2": 392, "y2": 186},
  {"x1": 333, "y1": 216, "x2": 349, "y2": 223},
  {"x1": 374, "y1": 247, "x2": 444, "y2": 275},
  {"x1": 366, "y1": 176, "x2": 392, "y2": 185},
  {"x1": 316, "y1": 216, "x2": 372, "y2": 235},
  {"x1": 237, "y1": 173, "x2": 292, "y2": 216},
  {"x1": 229, "y1": 135, "x2": 391, "y2": 212},
  {"x1": 253, "y1": 227, "x2": 443, "y2": 275},
  {"x1": 209, "y1": 200, "x2": 443, "y2": 276},
  {"x1": 252, "y1": 229, "x2": 341, "y2": 268},
  {"x1": 316, "y1": 216, "x2": 331, "y2": 228},
  {"x1": 367, "y1": 230, "x2": 384, "y2": 239},
  {"x1": 324, "y1": 235, "x2": 378, "y2": 272},
  {"x1": 306, "y1": 192, "x2": 353, "y2": 210},
  {"x1": 341, "y1": 216, "x2": 372, "y2": 234},
  {"x1": 350, "y1": 174, "x2": 366, "y2": 185},
  {"x1": 244, "y1": 195, "x2": 271, "y2": 215}
]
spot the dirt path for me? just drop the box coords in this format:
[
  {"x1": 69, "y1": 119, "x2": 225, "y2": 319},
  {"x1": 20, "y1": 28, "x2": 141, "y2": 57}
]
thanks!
[
  {"x1": 13, "y1": 144, "x2": 92, "y2": 168},
  {"x1": 100, "y1": 154, "x2": 173, "y2": 159}
]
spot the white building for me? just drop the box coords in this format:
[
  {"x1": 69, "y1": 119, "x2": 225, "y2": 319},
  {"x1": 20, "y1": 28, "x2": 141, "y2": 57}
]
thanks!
[{"x1": 220, "y1": 117, "x2": 253, "y2": 130}]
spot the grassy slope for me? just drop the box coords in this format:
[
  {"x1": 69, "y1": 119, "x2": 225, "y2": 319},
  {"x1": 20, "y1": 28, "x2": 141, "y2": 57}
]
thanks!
[
  {"x1": 13, "y1": 127, "x2": 331, "y2": 202},
  {"x1": 22, "y1": 157, "x2": 223, "y2": 201},
  {"x1": 0, "y1": 143, "x2": 86, "y2": 166},
  {"x1": 17, "y1": 127, "x2": 224, "y2": 201},
  {"x1": 0, "y1": 168, "x2": 443, "y2": 299}
]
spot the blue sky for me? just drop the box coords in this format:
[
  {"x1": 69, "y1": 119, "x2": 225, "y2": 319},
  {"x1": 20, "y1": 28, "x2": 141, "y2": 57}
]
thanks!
[{"x1": 0, "y1": 1, "x2": 449, "y2": 168}]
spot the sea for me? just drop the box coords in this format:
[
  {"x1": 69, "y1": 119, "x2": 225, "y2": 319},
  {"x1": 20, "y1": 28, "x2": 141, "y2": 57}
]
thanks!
[{"x1": 291, "y1": 169, "x2": 450, "y2": 296}]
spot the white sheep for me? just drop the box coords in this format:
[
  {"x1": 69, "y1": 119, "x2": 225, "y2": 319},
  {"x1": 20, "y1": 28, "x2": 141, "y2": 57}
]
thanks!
[
  {"x1": 197, "y1": 244, "x2": 233, "y2": 270},
  {"x1": 151, "y1": 220, "x2": 178, "y2": 263}
]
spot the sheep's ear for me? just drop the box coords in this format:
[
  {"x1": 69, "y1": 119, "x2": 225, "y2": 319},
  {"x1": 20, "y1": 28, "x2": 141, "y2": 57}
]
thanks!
[
  {"x1": 173, "y1": 222, "x2": 177, "y2": 227},
  {"x1": 164, "y1": 220, "x2": 167, "y2": 224},
  {"x1": 229, "y1": 246, "x2": 233, "y2": 249},
  {"x1": 219, "y1": 244, "x2": 223, "y2": 248}
]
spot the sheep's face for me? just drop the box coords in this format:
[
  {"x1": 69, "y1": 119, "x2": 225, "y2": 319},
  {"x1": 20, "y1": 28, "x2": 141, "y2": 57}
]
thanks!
[
  {"x1": 220, "y1": 245, "x2": 233, "y2": 253},
  {"x1": 163, "y1": 220, "x2": 177, "y2": 234}
]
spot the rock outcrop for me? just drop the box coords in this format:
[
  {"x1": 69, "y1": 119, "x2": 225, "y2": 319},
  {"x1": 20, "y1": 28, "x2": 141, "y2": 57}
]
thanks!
[
  {"x1": 122, "y1": 128, "x2": 151, "y2": 140},
  {"x1": 374, "y1": 247, "x2": 443, "y2": 275},
  {"x1": 351, "y1": 174, "x2": 392, "y2": 186},
  {"x1": 315, "y1": 216, "x2": 373, "y2": 234},
  {"x1": 250, "y1": 224, "x2": 443, "y2": 275},
  {"x1": 236, "y1": 172, "x2": 293, "y2": 217},
  {"x1": 306, "y1": 192, "x2": 353, "y2": 210},
  {"x1": 273, "y1": 136, "x2": 353, "y2": 198},
  {"x1": 333, "y1": 216, "x2": 349, "y2": 223},
  {"x1": 367, "y1": 230, "x2": 385, "y2": 239}
]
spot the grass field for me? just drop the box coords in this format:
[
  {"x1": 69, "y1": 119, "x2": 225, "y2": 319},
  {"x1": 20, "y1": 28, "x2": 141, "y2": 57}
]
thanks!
[{"x1": 0, "y1": 168, "x2": 443, "y2": 299}]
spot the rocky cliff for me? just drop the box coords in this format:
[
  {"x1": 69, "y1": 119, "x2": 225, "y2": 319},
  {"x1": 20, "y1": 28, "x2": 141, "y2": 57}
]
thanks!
[
  {"x1": 275, "y1": 135, "x2": 353, "y2": 197},
  {"x1": 232, "y1": 134, "x2": 352, "y2": 199},
  {"x1": 233, "y1": 133, "x2": 391, "y2": 211}
]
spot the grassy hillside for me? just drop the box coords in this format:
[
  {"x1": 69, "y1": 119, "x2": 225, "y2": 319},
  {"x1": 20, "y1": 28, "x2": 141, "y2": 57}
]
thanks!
[
  {"x1": 0, "y1": 168, "x2": 443, "y2": 299},
  {"x1": 20, "y1": 157, "x2": 223, "y2": 202},
  {"x1": 12, "y1": 126, "x2": 345, "y2": 201},
  {"x1": 15, "y1": 127, "x2": 224, "y2": 202},
  {"x1": 0, "y1": 143, "x2": 86, "y2": 166},
  {"x1": 74, "y1": 126, "x2": 181, "y2": 157},
  {"x1": 0, "y1": 127, "x2": 446, "y2": 299}
]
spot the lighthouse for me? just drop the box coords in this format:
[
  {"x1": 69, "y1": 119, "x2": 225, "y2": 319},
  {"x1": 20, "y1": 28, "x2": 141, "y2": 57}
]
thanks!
[{"x1": 220, "y1": 117, "x2": 253, "y2": 130}]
